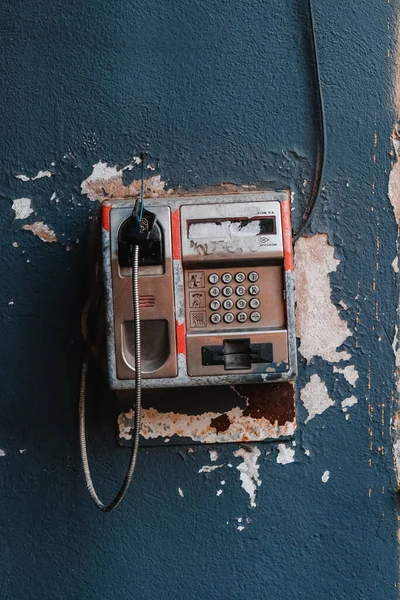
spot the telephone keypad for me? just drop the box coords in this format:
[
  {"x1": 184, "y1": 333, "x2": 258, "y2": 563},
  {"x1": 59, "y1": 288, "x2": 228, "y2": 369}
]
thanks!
[
  {"x1": 209, "y1": 287, "x2": 220, "y2": 297},
  {"x1": 188, "y1": 268, "x2": 264, "y2": 330},
  {"x1": 222, "y1": 273, "x2": 233, "y2": 284},
  {"x1": 223, "y1": 299, "x2": 234, "y2": 310},
  {"x1": 222, "y1": 286, "x2": 233, "y2": 297},
  {"x1": 235, "y1": 285, "x2": 246, "y2": 296}
]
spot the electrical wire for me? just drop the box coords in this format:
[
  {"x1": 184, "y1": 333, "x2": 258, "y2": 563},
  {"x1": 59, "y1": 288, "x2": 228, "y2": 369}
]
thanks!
[
  {"x1": 79, "y1": 244, "x2": 142, "y2": 512},
  {"x1": 292, "y1": 0, "x2": 326, "y2": 241}
]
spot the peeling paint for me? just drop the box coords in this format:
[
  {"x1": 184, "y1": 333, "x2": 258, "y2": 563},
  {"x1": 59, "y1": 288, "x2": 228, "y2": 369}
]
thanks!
[
  {"x1": 295, "y1": 234, "x2": 352, "y2": 363},
  {"x1": 276, "y1": 443, "x2": 295, "y2": 465},
  {"x1": 300, "y1": 374, "x2": 335, "y2": 424},
  {"x1": 11, "y1": 198, "x2": 34, "y2": 220},
  {"x1": 209, "y1": 450, "x2": 219, "y2": 462},
  {"x1": 216, "y1": 490, "x2": 223, "y2": 496},
  {"x1": 389, "y1": 133, "x2": 400, "y2": 228},
  {"x1": 392, "y1": 411, "x2": 400, "y2": 489},
  {"x1": 16, "y1": 169, "x2": 52, "y2": 181},
  {"x1": 0, "y1": 450, "x2": 6, "y2": 457},
  {"x1": 80, "y1": 161, "x2": 169, "y2": 202},
  {"x1": 234, "y1": 447, "x2": 261, "y2": 508},
  {"x1": 321, "y1": 471, "x2": 330, "y2": 483},
  {"x1": 178, "y1": 488, "x2": 184, "y2": 497},
  {"x1": 341, "y1": 396, "x2": 358, "y2": 412},
  {"x1": 333, "y1": 365, "x2": 359, "y2": 387},
  {"x1": 22, "y1": 221, "x2": 57, "y2": 243},
  {"x1": 119, "y1": 403, "x2": 295, "y2": 445},
  {"x1": 198, "y1": 464, "x2": 224, "y2": 473}
]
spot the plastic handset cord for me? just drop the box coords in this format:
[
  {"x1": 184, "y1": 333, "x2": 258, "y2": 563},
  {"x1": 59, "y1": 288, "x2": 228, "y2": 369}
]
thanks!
[
  {"x1": 292, "y1": 0, "x2": 326, "y2": 241},
  {"x1": 79, "y1": 244, "x2": 142, "y2": 512}
]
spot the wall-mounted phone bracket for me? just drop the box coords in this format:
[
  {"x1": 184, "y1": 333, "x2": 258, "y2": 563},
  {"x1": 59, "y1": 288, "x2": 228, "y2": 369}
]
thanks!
[{"x1": 101, "y1": 191, "x2": 296, "y2": 394}]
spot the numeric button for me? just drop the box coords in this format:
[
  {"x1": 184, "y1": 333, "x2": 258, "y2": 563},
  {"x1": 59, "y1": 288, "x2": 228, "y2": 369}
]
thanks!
[
  {"x1": 236, "y1": 298, "x2": 247, "y2": 310},
  {"x1": 208, "y1": 273, "x2": 219, "y2": 284},
  {"x1": 210, "y1": 300, "x2": 220, "y2": 311},
  {"x1": 221, "y1": 273, "x2": 233, "y2": 284},
  {"x1": 224, "y1": 313, "x2": 234, "y2": 324},
  {"x1": 222, "y1": 286, "x2": 233, "y2": 297},
  {"x1": 223, "y1": 299, "x2": 234, "y2": 310},
  {"x1": 235, "y1": 272, "x2": 246, "y2": 283},
  {"x1": 249, "y1": 285, "x2": 260, "y2": 296},
  {"x1": 236, "y1": 285, "x2": 246, "y2": 296},
  {"x1": 209, "y1": 287, "x2": 220, "y2": 297}
]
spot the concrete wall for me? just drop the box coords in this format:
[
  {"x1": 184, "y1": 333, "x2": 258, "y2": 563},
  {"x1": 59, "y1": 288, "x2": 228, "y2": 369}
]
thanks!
[{"x1": 0, "y1": 1, "x2": 398, "y2": 598}]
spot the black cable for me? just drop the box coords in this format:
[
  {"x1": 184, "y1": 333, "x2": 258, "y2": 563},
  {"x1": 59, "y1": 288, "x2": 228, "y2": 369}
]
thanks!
[{"x1": 292, "y1": 0, "x2": 326, "y2": 241}]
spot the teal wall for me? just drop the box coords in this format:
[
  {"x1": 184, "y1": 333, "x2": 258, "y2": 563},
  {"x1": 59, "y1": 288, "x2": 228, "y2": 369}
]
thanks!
[{"x1": 0, "y1": 1, "x2": 398, "y2": 598}]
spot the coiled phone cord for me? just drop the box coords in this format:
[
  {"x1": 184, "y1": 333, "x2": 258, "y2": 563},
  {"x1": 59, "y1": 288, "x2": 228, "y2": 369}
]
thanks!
[{"x1": 79, "y1": 244, "x2": 142, "y2": 512}]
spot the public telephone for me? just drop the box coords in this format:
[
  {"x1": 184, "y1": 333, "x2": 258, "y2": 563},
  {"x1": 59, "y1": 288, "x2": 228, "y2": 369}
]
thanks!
[{"x1": 101, "y1": 191, "x2": 296, "y2": 389}]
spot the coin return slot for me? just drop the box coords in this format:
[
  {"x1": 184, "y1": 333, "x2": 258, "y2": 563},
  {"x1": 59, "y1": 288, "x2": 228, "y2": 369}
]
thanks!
[{"x1": 201, "y1": 338, "x2": 273, "y2": 371}]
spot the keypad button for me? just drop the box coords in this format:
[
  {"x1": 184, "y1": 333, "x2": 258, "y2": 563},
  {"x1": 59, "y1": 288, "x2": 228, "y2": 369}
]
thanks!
[
  {"x1": 222, "y1": 286, "x2": 233, "y2": 297},
  {"x1": 210, "y1": 300, "x2": 220, "y2": 311},
  {"x1": 250, "y1": 311, "x2": 261, "y2": 322},
  {"x1": 210, "y1": 313, "x2": 221, "y2": 324},
  {"x1": 248, "y1": 271, "x2": 259, "y2": 283},
  {"x1": 236, "y1": 298, "x2": 247, "y2": 310},
  {"x1": 208, "y1": 273, "x2": 219, "y2": 284},
  {"x1": 237, "y1": 312, "x2": 248, "y2": 323},
  {"x1": 235, "y1": 285, "x2": 246, "y2": 296},
  {"x1": 249, "y1": 298, "x2": 260, "y2": 309},
  {"x1": 223, "y1": 299, "x2": 234, "y2": 310},
  {"x1": 209, "y1": 287, "x2": 220, "y2": 297},
  {"x1": 223, "y1": 312, "x2": 234, "y2": 324},
  {"x1": 235, "y1": 272, "x2": 246, "y2": 283},
  {"x1": 222, "y1": 273, "x2": 233, "y2": 284},
  {"x1": 249, "y1": 285, "x2": 260, "y2": 296}
]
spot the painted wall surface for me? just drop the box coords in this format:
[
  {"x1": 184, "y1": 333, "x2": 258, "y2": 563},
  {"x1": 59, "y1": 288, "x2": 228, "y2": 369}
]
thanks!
[{"x1": 0, "y1": 1, "x2": 398, "y2": 598}]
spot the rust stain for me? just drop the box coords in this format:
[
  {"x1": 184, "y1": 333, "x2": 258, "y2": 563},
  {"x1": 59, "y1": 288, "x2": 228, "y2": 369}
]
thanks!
[
  {"x1": 210, "y1": 414, "x2": 231, "y2": 432},
  {"x1": 22, "y1": 221, "x2": 57, "y2": 243},
  {"x1": 237, "y1": 382, "x2": 295, "y2": 425}
]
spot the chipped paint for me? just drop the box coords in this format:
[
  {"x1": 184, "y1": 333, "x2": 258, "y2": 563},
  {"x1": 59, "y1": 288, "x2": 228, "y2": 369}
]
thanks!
[
  {"x1": 234, "y1": 447, "x2": 261, "y2": 508},
  {"x1": 216, "y1": 489, "x2": 223, "y2": 496},
  {"x1": 119, "y1": 401, "x2": 295, "y2": 445},
  {"x1": 0, "y1": 450, "x2": 6, "y2": 457},
  {"x1": 276, "y1": 443, "x2": 295, "y2": 465},
  {"x1": 389, "y1": 132, "x2": 400, "y2": 228},
  {"x1": 178, "y1": 488, "x2": 184, "y2": 497},
  {"x1": 198, "y1": 464, "x2": 224, "y2": 473},
  {"x1": 300, "y1": 374, "x2": 335, "y2": 424},
  {"x1": 11, "y1": 198, "x2": 34, "y2": 220},
  {"x1": 80, "y1": 161, "x2": 169, "y2": 202},
  {"x1": 341, "y1": 396, "x2": 358, "y2": 412},
  {"x1": 22, "y1": 222, "x2": 57, "y2": 243},
  {"x1": 295, "y1": 234, "x2": 351, "y2": 363},
  {"x1": 15, "y1": 169, "x2": 52, "y2": 181},
  {"x1": 209, "y1": 450, "x2": 219, "y2": 462},
  {"x1": 333, "y1": 365, "x2": 359, "y2": 387},
  {"x1": 321, "y1": 471, "x2": 330, "y2": 483}
]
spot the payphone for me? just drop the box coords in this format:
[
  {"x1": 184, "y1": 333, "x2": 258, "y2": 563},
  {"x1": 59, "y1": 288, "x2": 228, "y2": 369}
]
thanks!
[{"x1": 102, "y1": 192, "x2": 296, "y2": 389}]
